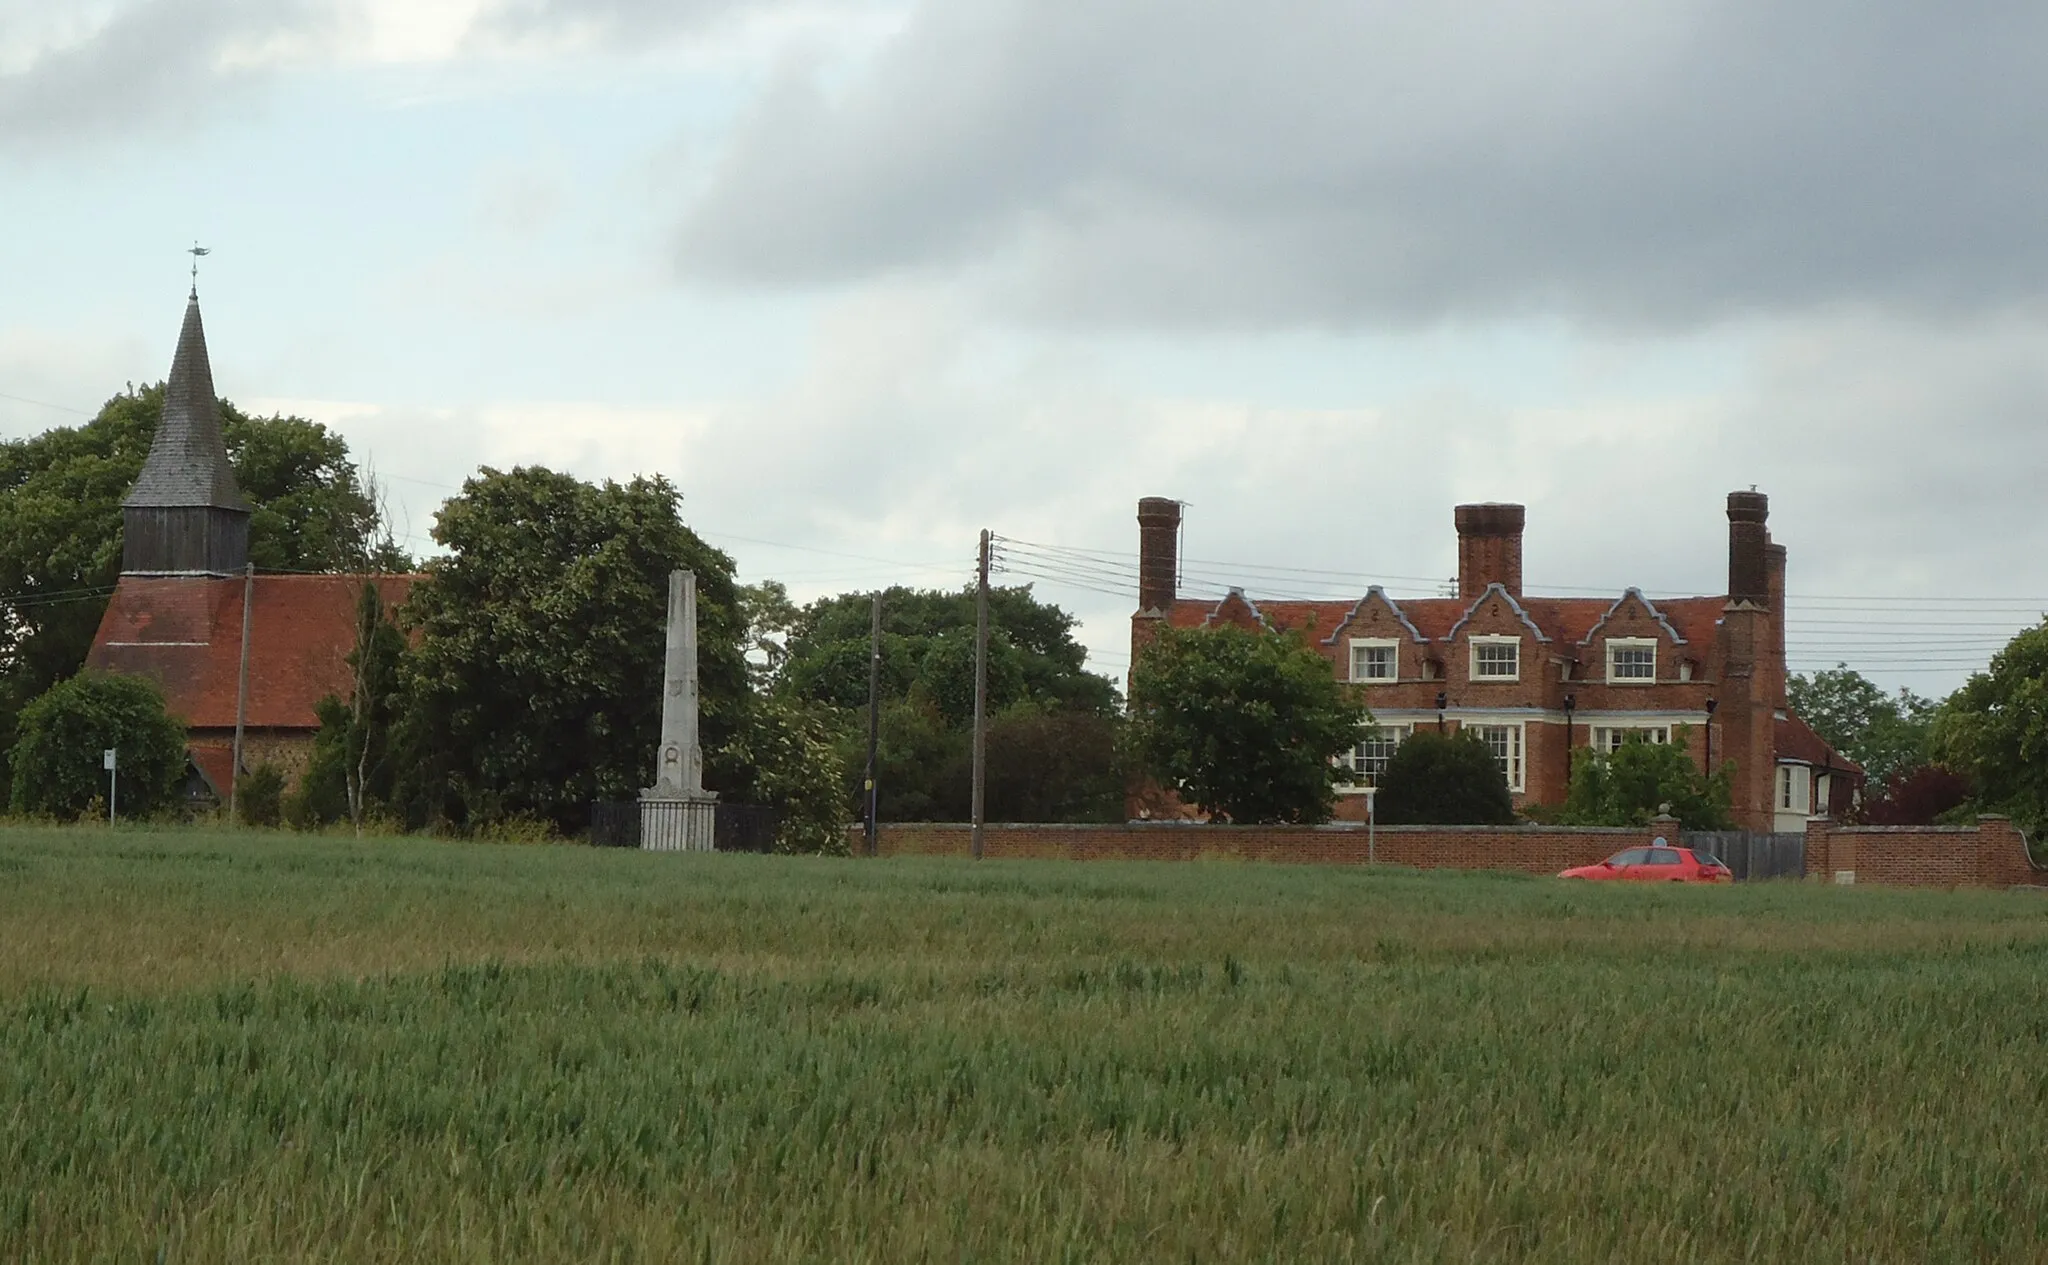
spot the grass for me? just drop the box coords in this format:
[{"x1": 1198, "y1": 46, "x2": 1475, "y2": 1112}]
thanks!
[{"x1": 3, "y1": 826, "x2": 2048, "y2": 1261}]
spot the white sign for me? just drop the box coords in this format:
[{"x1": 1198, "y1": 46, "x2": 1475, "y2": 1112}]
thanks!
[{"x1": 102, "y1": 748, "x2": 116, "y2": 771}]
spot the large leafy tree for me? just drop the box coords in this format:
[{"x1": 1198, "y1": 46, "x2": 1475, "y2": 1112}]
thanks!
[
  {"x1": 1788, "y1": 664, "x2": 1938, "y2": 788},
  {"x1": 1933, "y1": 623, "x2": 2048, "y2": 835},
  {"x1": 1373, "y1": 730, "x2": 1516, "y2": 826},
  {"x1": 393, "y1": 466, "x2": 749, "y2": 832},
  {"x1": 1128, "y1": 623, "x2": 1367, "y2": 824},
  {"x1": 8, "y1": 672, "x2": 187, "y2": 819},
  {"x1": 0, "y1": 386, "x2": 404, "y2": 801},
  {"x1": 1557, "y1": 729, "x2": 1732, "y2": 830},
  {"x1": 779, "y1": 584, "x2": 1121, "y2": 822}
]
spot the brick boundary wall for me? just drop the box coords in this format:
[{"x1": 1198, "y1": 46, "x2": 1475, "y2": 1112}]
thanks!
[
  {"x1": 852, "y1": 821, "x2": 1672, "y2": 874},
  {"x1": 1803, "y1": 815, "x2": 2048, "y2": 889}
]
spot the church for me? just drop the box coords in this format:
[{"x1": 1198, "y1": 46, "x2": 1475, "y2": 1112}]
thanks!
[{"x1": 85, "y1": 288, "x2": 413, "y2": 800}]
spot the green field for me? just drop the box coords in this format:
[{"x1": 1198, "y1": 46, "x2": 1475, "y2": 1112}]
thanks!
[{"x1": 4, "y1": 828, "x2": 2047, "y2": 1261}]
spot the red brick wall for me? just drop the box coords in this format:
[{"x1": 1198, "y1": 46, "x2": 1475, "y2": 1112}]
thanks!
[
  {"x1": 856, "y1": 821, "x2": 1663, "y2": 874},
  {"x1": 1803, "y1": 816, "x2": 2047, "y2": 888}
]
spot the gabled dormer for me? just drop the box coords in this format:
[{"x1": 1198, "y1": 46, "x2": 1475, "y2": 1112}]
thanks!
[
  {"x1": 121, "y1": 290, "x2": 251, "y2": 577},
  {"x1": 1322, "y1": 586, "x2": 1430, "y2": 683},
  {"x1": 1444, "y1": 582, "x2": 1550, "y2": 685},
  {"x1": 1578, "y1": 587, "x2": 1688, "y2": 684},
  {"x1": 1202, "y1": 587, "x2": 1267, "y2": 632}
]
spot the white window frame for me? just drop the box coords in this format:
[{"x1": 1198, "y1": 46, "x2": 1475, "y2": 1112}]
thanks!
[
  {"x1": 1469, "y1": 635, "x2": 1521, "y2": 683},
  {"x1": 1588, "y1": 724, "x2": 1671, "y2": 754},
  {"x1": 1472, "y1": 722, "x2": 1525, "y2": 793},
  {"x1": 1778, "y1": 765, "x2": 1811, "y2": 812},
  {"x1": 1343, "y1": 723, "x2": 1412, "y2": 788},
  {"x1": 1606, "y1": 638, "x2": 1657, "y2": 684},
  {"x1": 1349, "y1": 638, "x2": 1399, "y2": 684}
]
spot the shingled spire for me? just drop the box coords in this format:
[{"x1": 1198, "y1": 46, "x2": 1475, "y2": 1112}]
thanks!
[{"x1": 121, "y1": 292, "x2": 251, "y2": 576}]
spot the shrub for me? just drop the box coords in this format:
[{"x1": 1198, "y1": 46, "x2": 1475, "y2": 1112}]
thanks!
[
  {"x1": 237, "y1": 763, "x2": 286, "y2": 828},
  {"x1": 8, "y1": 672, "x2": 188, "y2": 820},
  {"x1": 1557, "y1": 729, "x2": 1733, "y2": 830},
  {"x1": 1374, "y1": 730, "x2": 1515, "y2": 825}
]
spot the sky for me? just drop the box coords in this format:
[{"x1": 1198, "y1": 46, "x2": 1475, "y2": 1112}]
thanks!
[{"x1": 5, "y1": 0, "x2": 2046, "y2": 696}]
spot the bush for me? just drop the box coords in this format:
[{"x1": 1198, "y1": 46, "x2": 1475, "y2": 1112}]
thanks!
[
  {"x1": 1375, "y1": 730, "x2": 1515, "y2": 825},
  {"x1": 237, "y1": 763, "x2": 286, "y2": 828},
  {"x1": 8, "y1": 672, "x2": 188, "y2": 819},
  {"x1": 1557, "y1": 729, "x2": 1733, "y2": 830}
]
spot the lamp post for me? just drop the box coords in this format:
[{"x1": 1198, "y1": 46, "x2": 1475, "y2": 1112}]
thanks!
[{"x1": 1364, "y1": 785, "x2": 1377, "y2": 865}]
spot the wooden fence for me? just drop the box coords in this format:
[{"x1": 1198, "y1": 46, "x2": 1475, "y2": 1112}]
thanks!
[{"x1": 1682, "y1": 831, "x2": 1806, "y2": 880}]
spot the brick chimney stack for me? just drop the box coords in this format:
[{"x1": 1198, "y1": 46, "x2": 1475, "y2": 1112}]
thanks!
[
  {"x1": 1136, "y1": 497, "x2": 1182, "y2": 614},
  {"x1": 1454, "y1": 503, "x2": 1525, "y2": 601},
  {"x1": 1726, "y1": 491, "x2": 1770, "y2": 606}
]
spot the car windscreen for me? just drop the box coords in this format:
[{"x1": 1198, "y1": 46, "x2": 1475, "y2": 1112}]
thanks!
[
  {"x1": 1646, "y1": 848, "x2": 1680, "y2": 865},
  {"x1": 1609, "y1": 848, "x2": 1651, "y2": 867}
]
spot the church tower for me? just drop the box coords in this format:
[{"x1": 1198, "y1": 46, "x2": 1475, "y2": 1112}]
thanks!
[{"x1": 120, "y1": 289, "x2": 251, "y2": 576}]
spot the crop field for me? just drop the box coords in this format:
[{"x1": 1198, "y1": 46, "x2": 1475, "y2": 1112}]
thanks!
[{"x1": 4, "y1": 828, "x2": 2048, "y2": 1262}]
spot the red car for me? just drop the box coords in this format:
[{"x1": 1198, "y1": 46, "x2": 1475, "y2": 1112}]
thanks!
[{"x1": 1559, "y1": 843, "x2": 1732, "y2": 882}]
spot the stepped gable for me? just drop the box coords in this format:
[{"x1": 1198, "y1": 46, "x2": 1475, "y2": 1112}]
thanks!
[
  {"x1": 88, "y1": 574, "x2": 416, "y2": 729},
  {"x1": 124, "y1": 294, "x2": 249, "y2": 512}
]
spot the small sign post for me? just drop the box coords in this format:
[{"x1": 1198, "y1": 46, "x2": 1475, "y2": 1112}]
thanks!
[{"x1": 102, "y1": 748, "x2": 116, "y2": 825}]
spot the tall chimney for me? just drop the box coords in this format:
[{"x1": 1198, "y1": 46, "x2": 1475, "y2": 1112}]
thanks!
[
  {"x1": 1727, "y1": 491, "x2": 1769, "y2": 606},
  {"x1": 1766, "y1": 540, "x2": 1788, "y2": 707},
  {"x1": 1454, "y1": 503, "x2": 1524, "y2": 601},
  {"x1": 1137, "y1": 497, "x2": 1182, "y2": 613}
]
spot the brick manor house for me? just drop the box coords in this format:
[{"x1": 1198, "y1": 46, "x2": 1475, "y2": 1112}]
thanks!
[
  {"x1": 85, "y1": 288, "x2": 414, "y2": 799},
  {"x1": 1129, "y1": 495, "x2": 1860, "y2": 833}
]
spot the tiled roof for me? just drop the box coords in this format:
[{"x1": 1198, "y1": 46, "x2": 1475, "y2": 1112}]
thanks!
[
  {"x1": 1776, "y1": 714, "x2": 1865, "y2": 776},
  {"x1": 87, "y1": 574, "x2": 417, "y2": 730},
  {"x1": 123, "y1": 295, "x2": 250, "y2": 512},
  {"x1": 1166, "y1": 590, "x2": 1727, "y2": 650}
]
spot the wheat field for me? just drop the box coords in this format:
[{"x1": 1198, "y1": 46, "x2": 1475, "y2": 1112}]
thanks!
[{"x1": 3, "y1": 825, "x2": 2047, "y2": 1261}]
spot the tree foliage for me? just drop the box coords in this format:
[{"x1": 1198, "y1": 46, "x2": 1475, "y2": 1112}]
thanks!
[
  {"x1": 393, "y1": 467, "x2": 748, "y2": 832},
  {"x1": 289, "y1": 582, "x2": 408, "y2": 832},
  {"x1": 1788, "y1": 664, "x2": 1937, "y2": 788},
  {"x1": 7, "y1": 672, "x2": 187, "y2": 819},
  {"x1": 1933, "y1": 623, "x2": 2048, "y2": 834},
  {"x1": 1129, "y1": 624, "x2": 1367, "y2": 824},
  {"x1": 1372, "y1": 729, "x2": 1515, "y2": 826},
  {"x1": 1556, "y1": 729, "x2": 1732, "y2": 830},
  {"x1": 1859, "y1": 764, "x2": 1971, "y2": 827},
  {"x1": 0, "y1": 386, "x2": 405, "y2": 802}
]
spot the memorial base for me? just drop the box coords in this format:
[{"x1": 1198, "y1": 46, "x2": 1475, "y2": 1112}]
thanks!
[{"x1": 640, "y1": 794, "x2": 717, "y2": 852}]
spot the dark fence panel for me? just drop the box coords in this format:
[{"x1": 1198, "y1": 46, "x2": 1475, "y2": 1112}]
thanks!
[
  {"x1": 1684, "y1": 830, "x2": 1806, "y2": 880},
  {"x1": 589, "y1": 801, "x2": 781, "y2": 853}
]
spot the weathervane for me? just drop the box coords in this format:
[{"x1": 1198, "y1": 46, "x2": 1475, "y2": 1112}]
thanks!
[{"x1": 187, "y1": 241, "x2": 210, "y2": 296}]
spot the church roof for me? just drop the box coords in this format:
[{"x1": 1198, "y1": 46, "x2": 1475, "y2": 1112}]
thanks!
[
  {"x1": 123, "y1": 294, "x2": 251, "y2": 512},
  {"x1": 87, "y1": 574, "x2": 417, "y2": 730}
]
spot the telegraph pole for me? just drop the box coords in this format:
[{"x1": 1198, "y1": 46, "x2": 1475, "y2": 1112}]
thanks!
[
  {"x1": 971, "y1": 530, "x2": 990, "y2": 861},
  {"x1": 230, "y1": 562, "x2": 254, "y2": 824},
  {"x1": 863, "y1": 590, "x2": 882, "y2": 857}
]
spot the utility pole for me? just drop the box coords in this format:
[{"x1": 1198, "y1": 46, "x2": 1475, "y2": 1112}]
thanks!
[
  {"x1": 864, "y1": 590, "x2": 882, "y2": 857},
  {"x1": 971, "y1": 529, "x2": 990, "y2": 861},
  {"x1": 230, "y1": 562, "x2": 254, "y2": 825}
]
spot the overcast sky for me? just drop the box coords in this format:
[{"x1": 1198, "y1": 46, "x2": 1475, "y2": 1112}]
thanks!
[{"x1": 5, "y1": 0, "x2": 2045, "y2": 694}]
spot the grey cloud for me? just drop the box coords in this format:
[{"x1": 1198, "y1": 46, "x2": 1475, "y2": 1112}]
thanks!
[
  {"x1": 0, "y1": 0, "x2": 330, "y2": 145},
  {"x1": 471, "y1": 0, "x2": 895, "y2": 48},
  {"x1": 676, "y1": 0, "x2": 2048, "y2": 329}
]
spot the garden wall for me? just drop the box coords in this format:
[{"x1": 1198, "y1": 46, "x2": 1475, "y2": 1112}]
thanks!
[
  {"x1": 854, "y1": 821, "x2": 1665, "y2": 874},
  {"x1": 1803, "y1": 816, "x2": 2048, "y2": 889}
]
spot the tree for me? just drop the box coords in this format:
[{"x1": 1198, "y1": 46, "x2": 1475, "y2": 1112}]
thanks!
[
  {"x1": 289, "y1": 581, "x2": 408, "y2": 832},
  {"x1": 0, "y1": 386, "x2": 405, "y2": 802},
  {"x1": 8, "y1": 672, "x2": 187, "y2": 819},
  {"x1": 1372, "y1": 730, "x2": 1515, "y2": 826},
  {"x1": 1556, "y1": 729, "x2": 1732, "y2": 830},
  {"x1": 1932, "y1": 622, "x2": 2048, "y2": 834},
  {"x1": 1128, "y1": 624, "x2": 1368, "y2": 824},
  {"x1": 393, "y1": 466, "x2": 749, "y2": 832},
  {"x1": 715, "y1": 693, "x2": 849, "y2": 853},
  {"x1": 1788, "y1": 664, "x2": 1938, "y2": 788},
  {"x1": 1859, "y1": 765, "x2": 1971, "y2": 827},
  {"x1": 779, "y1": 584, "x2": 1121, "y2": 822}
]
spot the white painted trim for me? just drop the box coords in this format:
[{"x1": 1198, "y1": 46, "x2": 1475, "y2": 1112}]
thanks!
[
  {"x1": 1349, "y1": 637, "x2": 1400, "y2": 683},
  {"x1": 1366, "y1": 707, "x2": 1711, "y2": 726},
  {"x1": 1469, "y1": 634, "x2": 1522, "y2": 683},
  {"x1": 1605, "y1": 637, "x2": 1658, "y2": 684}
]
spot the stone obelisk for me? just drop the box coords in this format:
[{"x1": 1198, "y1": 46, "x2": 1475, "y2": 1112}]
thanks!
[{"x1": 641, "y1": 569, "x2": 716, "y2": 851}]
